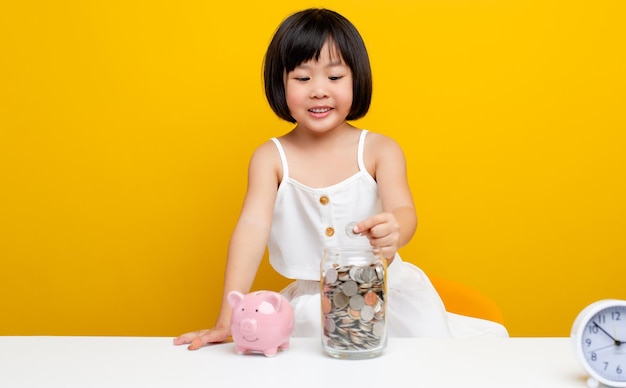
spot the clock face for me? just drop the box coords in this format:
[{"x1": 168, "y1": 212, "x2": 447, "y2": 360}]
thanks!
[{"x1": 580, "y1": 304, "x2": 626, "y2": 384}]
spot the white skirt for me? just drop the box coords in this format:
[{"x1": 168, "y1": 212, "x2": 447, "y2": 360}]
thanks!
[{"x1": 279, "y1": 256, "x2": 509, "y2": 338}]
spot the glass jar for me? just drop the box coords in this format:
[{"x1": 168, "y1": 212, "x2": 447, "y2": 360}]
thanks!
[{"x1": 320, "y1": 246, "x2": 387, "y2": 359}]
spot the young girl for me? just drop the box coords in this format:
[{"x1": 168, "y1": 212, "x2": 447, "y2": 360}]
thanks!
[{"x1": 175, "y1": 8, "x2": 507, "y2": 350}]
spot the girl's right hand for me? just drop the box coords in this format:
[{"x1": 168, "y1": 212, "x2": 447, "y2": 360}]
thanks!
[{"x1": 173, "y1": 327, "x2": 230, "y2": 350}]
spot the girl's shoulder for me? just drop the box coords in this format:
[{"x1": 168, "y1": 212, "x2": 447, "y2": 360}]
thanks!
[
  {"x1": 253, "y1": 138, "x2": 281, "y2": 156},
  {"x1": 247, "y1": 139, "x2": 283, "y2": 178},
  {"x1": 363, "y1": 130, "x2": 405, "y2": 157},
  {"x1": 361, "y1": 131, "x2": 407, "y2": 180},
  {"x1": 364, "y1": 130, "x2": 396, "y2": 143},
  {"x1": 250, "y1": 138, "x2": 282, "y2": 163}
]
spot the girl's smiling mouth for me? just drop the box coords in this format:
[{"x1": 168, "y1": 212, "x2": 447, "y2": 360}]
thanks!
[{"x1": 309, "y1": 107, "x2": 332, "y2": 113}]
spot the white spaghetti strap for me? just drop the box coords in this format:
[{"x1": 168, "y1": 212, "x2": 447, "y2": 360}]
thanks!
[
  {"x1": 270, "y1": 137, "x2": 289, "y2": 179},
  {"x1": 357, "y1": 130, "x2": 369, "y2": 173}
]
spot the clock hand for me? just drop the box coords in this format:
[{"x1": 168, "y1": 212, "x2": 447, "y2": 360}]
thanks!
[
  {"x1": 589, "y1": 343, "x2": 620, "y2": 353},
  {"x1": 592, "y1": 321, "x2": 622, "y2": 346}
]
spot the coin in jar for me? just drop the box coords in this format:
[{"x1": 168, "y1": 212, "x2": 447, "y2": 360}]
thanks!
[
  {"x1": 324, "y1": 317, "x2": 336, "y2": 333},
  {"x1": 324, "y1": 267, "x2": 338, "y2": 284},
  {"x1": 373, "y1": 321, "x2": 385, "y2": 338},
  {"x1": 349, "y1": 294, "x2": 365, "y2": 310},
  {"x1": 322, "y1": 295, "x2": 332, "y2": 314},
  {"x1": 332, "y1": 291, "x2": 349, "y2": 309},
  {"x1": 342, "y1": 280, "x2": 358, "y2": 296},
  {"x1": 360, "y1": 305, "x2": 375, "y2": 322}
]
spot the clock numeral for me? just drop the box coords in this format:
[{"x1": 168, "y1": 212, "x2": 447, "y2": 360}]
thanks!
[
  {"x1": 612, "y1": 311, "x2": 622, "y2": 321},
  {"x1": 588, "y1": 325, "x2": 599, "y2": 335},
  {"x1": 591, "y1": 352, "x2": 597, "y2": 361},
  {"x1": 585, "y1": 338, "x2": 592, "y2": 347},
  {"x1": 596, "y1": 314, "x2": 607, "y2": 324},
  {"x1": 599, "y1": 363, "x2": 622, "y2": 374}
]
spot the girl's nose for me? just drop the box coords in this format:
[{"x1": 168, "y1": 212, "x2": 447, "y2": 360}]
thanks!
[{"x1": 310, "y1": 81, "x2": 329, "y2": 99}]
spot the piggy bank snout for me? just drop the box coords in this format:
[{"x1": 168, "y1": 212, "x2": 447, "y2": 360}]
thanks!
[{"x1": 239, "y1": 318, "x2": 258, "y2": 336}]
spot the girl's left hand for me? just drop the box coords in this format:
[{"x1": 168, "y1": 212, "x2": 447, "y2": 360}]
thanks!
[{"x1": 354, "y1": 213, "x2": 399, "y2": 263}]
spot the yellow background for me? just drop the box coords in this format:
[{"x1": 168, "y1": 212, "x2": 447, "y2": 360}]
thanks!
[{"x1": 1, "y1": 0, "x2": 624, "y2": 337}]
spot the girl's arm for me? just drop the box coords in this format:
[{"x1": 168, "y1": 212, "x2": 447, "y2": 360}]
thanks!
[
  {"x1": 354, "y1": 133, "x2": 417, "y2": 262},
  {"x1": 174, "y1": 141, "x2": 280, "y2": 349}
]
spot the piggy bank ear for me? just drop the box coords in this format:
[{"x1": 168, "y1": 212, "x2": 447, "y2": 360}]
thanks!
[
  {"x1": 259, "y1": 292, "x2": 283, "y2": 313},
  {"x1": 227, "y1": 291, "x2": 244, "y2": 307}
]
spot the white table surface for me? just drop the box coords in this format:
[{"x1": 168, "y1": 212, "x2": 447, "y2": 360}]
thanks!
[{"x1": 0, "y1": 336, "x2": 588, "y2": 387}]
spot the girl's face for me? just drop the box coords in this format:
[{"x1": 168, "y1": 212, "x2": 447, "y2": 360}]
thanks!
[{"x1": 285, "y1": 41, "x2": 353, "y2": 134}]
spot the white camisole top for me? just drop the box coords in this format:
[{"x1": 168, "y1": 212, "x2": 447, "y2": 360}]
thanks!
[{"x1": 268, "y1": 130, "x2": 383, "y2": 280}]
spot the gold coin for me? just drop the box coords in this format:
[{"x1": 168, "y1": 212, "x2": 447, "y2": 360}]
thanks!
[{"x1": 333, "y1": 291, "x2": 349, "y2": 309}]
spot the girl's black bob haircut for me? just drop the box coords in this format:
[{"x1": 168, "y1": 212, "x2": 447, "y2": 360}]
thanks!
[{"x1": 263, "y1": 8, "x2": 373, "y2": 123}]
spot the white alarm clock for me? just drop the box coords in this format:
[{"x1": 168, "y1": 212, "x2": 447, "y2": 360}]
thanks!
[{"x1": 571, "y1": 299, "x2": 626, "y2": 388}]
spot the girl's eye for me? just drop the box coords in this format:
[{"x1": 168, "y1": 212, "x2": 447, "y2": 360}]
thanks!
[
  {"x1": 295, "y1": 77, "x2": 310, "y2": 82},
  {"x1": 329, "y1": 76, "x2": 343, "y2": 81}
]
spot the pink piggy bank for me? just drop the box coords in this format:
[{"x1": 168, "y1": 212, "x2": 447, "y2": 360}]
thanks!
[{"x1": 227, "y1": 290, "x2": 294, "y2": 357}]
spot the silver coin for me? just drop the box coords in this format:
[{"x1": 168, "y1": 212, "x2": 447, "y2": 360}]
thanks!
[
  {"x1": 360, "y1": 305, "x2": 375, "y2": 322},
  {"x1": 372, "y1": 321, "x2": 385, "y2": 338},
  {"x1": 342, "y1": 280, "x2": 358, "y2": 296},
  {"x1": 375, "y1": 264, "x2": 385, "y2": 281},
  {"x1": 349, "y1": 294, "x2": 365, "y2": 310},
  {"x1": 349, "y1": 266, "x2": 361, "y2": 282},
  {"x1": 324, "y1": 267, "x2": 338, "y2": 284},
  {"x1": 345, "y1": 221, "x2": 360, "y2": 238}
]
